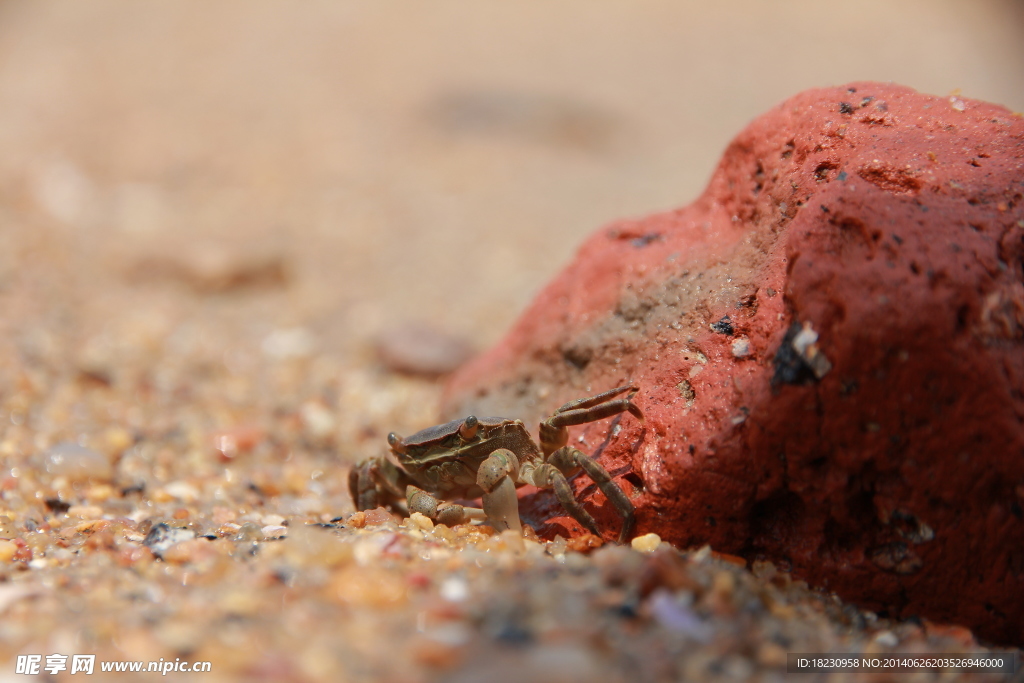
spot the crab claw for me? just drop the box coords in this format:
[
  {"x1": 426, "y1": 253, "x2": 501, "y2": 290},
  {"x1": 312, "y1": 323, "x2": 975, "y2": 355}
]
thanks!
[{"x1": 482, "y1": 476, "x2": 522, "y2": 534}]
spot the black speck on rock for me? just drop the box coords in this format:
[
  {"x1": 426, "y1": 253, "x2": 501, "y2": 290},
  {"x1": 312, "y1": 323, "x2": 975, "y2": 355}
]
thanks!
[
  {"x1": 631, "y1": 233, "x2": 662, "y2": 248},
  {"x1": 771, "y1": 323, "x2": 820, "y2": 387},
  {"x1": 839, "y1": 102, "x2": 855, "y2": 115},
  {"x1": 710, "y1": 316, "x2": 734, "y2": 335}
]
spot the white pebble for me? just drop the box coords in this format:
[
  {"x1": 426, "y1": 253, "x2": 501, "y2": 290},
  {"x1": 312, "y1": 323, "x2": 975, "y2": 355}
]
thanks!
[
  {"x1": 631, "y1": 532, "x2": 663, "y2": 553},
  {"x1": 874, "y1": 630, "x2": 899, "y2": 647},
  {"x1": 262, "y1": 327, "x2": 315, "y2": 359},
  {"x1": 731, "y1": 337, "x2": 752, "y2": 358},
  {"x1": 300, "y1": 400, "x2": 336, "y2": 439},
  {"x1": 406, "y1": 512, "x2": 434, "y2": 532},
  {"x1": 42, "y1": 443, "x2": 113, "y2": 482},
  {"x1": 439, "y1": 577, "x2": 469, "y2": 602},
  {"x1": 164, "y1": 481, "x2": 200, "y2": 502}
]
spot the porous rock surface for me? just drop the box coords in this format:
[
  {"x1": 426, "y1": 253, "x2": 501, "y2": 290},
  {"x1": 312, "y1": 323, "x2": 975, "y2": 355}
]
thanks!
[{"x1": 442, "y1": 83, "x2": 1024, "y2": 645}]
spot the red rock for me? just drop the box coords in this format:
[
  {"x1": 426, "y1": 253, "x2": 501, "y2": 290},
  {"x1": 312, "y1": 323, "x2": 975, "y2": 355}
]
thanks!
[{"x1": 442, "y1": 83, "x2": 1024, "y2": 645}]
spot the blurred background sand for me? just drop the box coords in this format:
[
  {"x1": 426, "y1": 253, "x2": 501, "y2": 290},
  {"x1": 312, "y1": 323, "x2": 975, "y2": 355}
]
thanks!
[{"x1": 0, "y1": 0, "x2": 1021, "y2": 355}]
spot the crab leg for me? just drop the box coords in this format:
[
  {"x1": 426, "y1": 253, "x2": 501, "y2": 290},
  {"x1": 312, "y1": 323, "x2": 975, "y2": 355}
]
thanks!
[
  {"x1": 569, "y1": 450, "x2": 635, "y2": 543},
  {"x1": 438, "y1": 504, "x2": 486, "y2": 527},
  {"x1": 523, "y1": 447, "x2": 636, "y2": 543},
  {"x1": 521, "y1": 461, "x2": 601, "y2": 537},
  {"x1": 407, "y1": 485, "x2": 487, "y2": 526},
  {"x1": 349, "y1": 457, "x2": 412, "y2": 512},
  {"x1": 552, "y1": 384, "x2": 638, "y2": 414},
  {"x1": 539, "y1": 385, "x2": 643, "y2": 455}
]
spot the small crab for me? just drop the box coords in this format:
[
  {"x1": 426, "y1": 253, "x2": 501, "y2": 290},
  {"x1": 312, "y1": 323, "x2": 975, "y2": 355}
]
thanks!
[{"x1": 349, "y1": 385, "x2": 643, "y2": 543}]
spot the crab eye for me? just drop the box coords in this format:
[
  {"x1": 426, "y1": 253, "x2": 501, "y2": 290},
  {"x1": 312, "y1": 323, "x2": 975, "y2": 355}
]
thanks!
[
  {"x1": 387, "y1": 432, "x2": 407, "y2": 455},
  {"x1": 459, "y1": 416, "x2": 479, "y2": 441}
]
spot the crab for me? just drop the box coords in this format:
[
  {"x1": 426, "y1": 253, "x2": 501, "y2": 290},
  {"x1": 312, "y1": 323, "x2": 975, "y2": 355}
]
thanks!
[{"x1": 348, "y1": 385, "x2": 643, "y2": 543}]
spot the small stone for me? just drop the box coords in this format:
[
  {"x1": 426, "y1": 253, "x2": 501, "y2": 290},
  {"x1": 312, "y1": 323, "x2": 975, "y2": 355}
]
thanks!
[
  {"x1": 730, "y1": 337, "x2": 752, "y2": 358},
  {"x1": 84, "y1": 484, "x2": 115, "y2": 503},
  {"x1": 262, "y1": 327, "x2": 315, "y2": 359},
  {"x1": 300, "y1": 400, "x2": 336, "y2": 439},
  {"x1": 41, "y1": 443, "x2": 113, "y2": 482},
  {"x1": 211, "y1": 507, "x2": 238, "y2": 525},
  {"x1": 283, "y1": 524, "x2": 352, "y2": 567},
  {"x1": 566, "y1": 533, "x2": 604, "y2": 553},
  {"x1": 0, "y1": 516, "x2": 16, "y2": 536},
  {"x1": 406, "y1": 512, "x2": 435, "y2": 532},
  {"x1": 142, "y1": 523, "x2": 196, "y2": 557},
  {"x1": 233, "y1": 522, "x2": 262, "y2": 542},
  {"x1": 874, "y1": 630, "x2": 899, "y2": 647},
  {"x1": 376, "y1": 322, "x2": 475, "y2": 377},
  {"x1": 261, "y1": 525, "x2": 287, "y2": 539},
  {"x1": 363, "y1": 507, "x2": 395, "y2": 526},
  {"x1": 210, "y1": 426, "x2": 266, "y2": 461},
  {"x1": 439, "y1": 577, "x2": 469, "y2": 602},
  {"x1": 0, "y1": 539, "x2": 17, "y2": 562},
  {"x1": 431, "y1": 524, "x2": 455, "y2": 543},
  {"x1": 499, "y1": 529, "x2": 524, "y2": 553},
  {"x1": 631, "y1": 532, "x2": 662, "y2": 553},
  {"x1": 74, "y1": 519, "x2": 110, "y2": 534},
  {"x1": 161, "y1": 538, "x2": 217, "y2": 565},
  {"x1": 102, "y1": 427, "x2": 134, "y2": 456},
  {"x1": 648, "y1": 589, "x2": 712, "y2": 642},
  {"x1": 163, "y1": 481, "x2": 200, "y2": 502},
  {"x1": 66, "y1": 505, "x2": 104, "y2": 520},
  {"x1": 330, "y1": 567, "x2": 407, "y2": 608}
]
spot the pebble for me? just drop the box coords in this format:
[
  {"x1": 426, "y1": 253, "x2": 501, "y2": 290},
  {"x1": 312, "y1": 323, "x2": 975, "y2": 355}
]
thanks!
[
  {"x1": 376, "y1": 322, "x2": 475, "y2": 376},
  {"x1": 439, "y1": 577, "x2": 470, "y2": 602},
  {"x1": 66, "y1": 505, "x2": 105, "y2": 520},
  {"x1": 566, "y1": 533, "x2": 604, "y2": 553},
  {"x1": 631, "y1": 532, "x2": 662, "y2": 553},
  {"x1": 363, "y1": 508, "x2": 396, "y2": 526},
  {"x1": 0, "y1": 539, "x2": 17, "y2": 562},
  {"x1": 142, "y1": 523, "x2": 197, "y2": 557},
  {"x1": 102, "y1": 427, "x2": 134, "y2": 456},
  {"x1": 406, "y1": 512, "x2": 435, "y2": 532},
  {"x1": 300, "y1": 400, "x2": 337, "y2": 439},
  {"x1": 41, "y1": 443, "x2": 113, "y2": 482},
  {"x1": 85, "y1": 484, "x2": 115, "y2": 503},
  {"x1": 649, "y1": 589, "x2": 713, "y2": 642},
  {"x1": 330, "y1": 567, "x2": 407, "y2": 608},
  {"x1": 873, "y1": 630, "x2": 899, "y2": 647},
  {"x1": 730, "y1": 337, "x2": 752, "y2": 358},
  {"x1": 163, "y1": 481, "x2": 200, "y2": 502},
  {"x1": 261, "y1": 525, "x2": 288, "y2": 539},
  {"x1": 262, "y1": 327, "x2": 316, "y2": 360},
  {"x1": 283, "y1": 524, "x2": 353, "y2": 567},
  {"x1": 161, "y1": 538, "x2": 216, "y2": 565}
]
